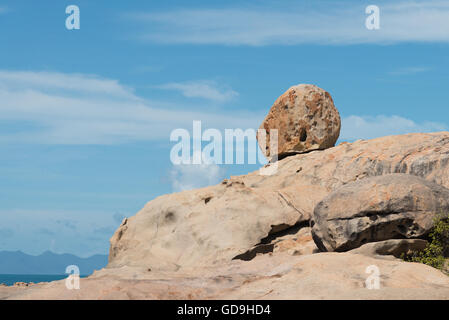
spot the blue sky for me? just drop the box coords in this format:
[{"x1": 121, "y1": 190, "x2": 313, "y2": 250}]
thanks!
[{"x1": 0, "y1": 0, "x2": 448, "y2": 257}]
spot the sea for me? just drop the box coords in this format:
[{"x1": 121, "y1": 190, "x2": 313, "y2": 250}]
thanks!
[{"x1": 0, "y1": 274, "x2": 88, "y2": 286}]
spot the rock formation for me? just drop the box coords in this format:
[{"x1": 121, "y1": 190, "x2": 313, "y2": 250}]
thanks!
[
  {"x1": 2, "y1": 84, "x2": 449, "y2": 300},
  {"x1": 257, "y1": 84, "x2": 341, "y2": 159},
  {"x1": 311, "y1": 174, "x2": 449, "y2": 252},
  {"x1": 108, "y1": 133, "x2": 449, "y2": 271},
  {"x1": 2, "y1": 251, "x2": 449, "y2": 300},
  {"x1": 348, "y1": 239, "x2": 428, "y2": 258}
]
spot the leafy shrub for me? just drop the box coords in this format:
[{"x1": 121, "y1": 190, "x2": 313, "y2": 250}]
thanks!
[{"x1": 402, "y1": 213, "x2": 449, "y2": 274}]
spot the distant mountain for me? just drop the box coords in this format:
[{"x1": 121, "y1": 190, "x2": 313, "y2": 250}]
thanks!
[{"x1": 0, "y1": 250, "x2": 108, "y2": 275}]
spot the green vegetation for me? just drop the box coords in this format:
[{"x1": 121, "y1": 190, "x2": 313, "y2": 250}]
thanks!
[{"x1": 402, "y1": 213, "x2": 449, "y2": 274}]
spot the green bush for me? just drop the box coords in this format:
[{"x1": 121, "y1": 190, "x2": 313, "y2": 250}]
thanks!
[{"x1": 402, "y1": 213, "x2": 449, "y2": 274}]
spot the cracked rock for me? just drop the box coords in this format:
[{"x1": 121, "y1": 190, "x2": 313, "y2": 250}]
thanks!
[
  {"x1": 257, "y1": 84, "x2": 341, "y2": 159},
  {"x1": 311, "y1": 173, "x2": 449, "y2": 252}
]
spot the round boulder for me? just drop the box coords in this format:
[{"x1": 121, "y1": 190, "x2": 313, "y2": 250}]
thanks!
[
  {"x1": 311, "y1": 173, "x2": 449, "y2": 252},
  {"x1": 257, "y1": 84, "x2": 341, "y2": 159}
]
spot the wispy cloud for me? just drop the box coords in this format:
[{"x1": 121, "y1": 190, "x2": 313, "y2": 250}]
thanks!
[
  {"x1": 0, "y1": 70, "x2": 260, "y2": 144},
  {"x1": 3, "y1": 71, "x2": 447, "y2": 149},
  {"x1": 170, "y1": 151, "x2": 226, "y2": 192},
  {"x1": 129, "y1": 0, "x2": 449, "y2": 46},
  {"x1": 340, "y1": 115, "x2": 447, "y2": 141},
  {"x1": 155, "y1": 80, "x2": 238, "y2": 103},
  {"x1": 388, "y1": 66, "x2": 431, "y2": 76},
  {"x1": 0, "y1": 71, "x2": 137, "y2": 99}
]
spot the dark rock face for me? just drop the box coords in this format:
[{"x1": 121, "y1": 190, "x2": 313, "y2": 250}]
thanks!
[
  {"x1": 311, "y1": 174, "x2": 449, "y2": 252},
  {"x1": 348, "y1": 239, "x2": 428, "y2": 258}
]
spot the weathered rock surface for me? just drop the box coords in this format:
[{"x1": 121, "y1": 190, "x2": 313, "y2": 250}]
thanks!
[
  {"x1": 3, "y1": 134, "x2": 449, "y2": 300},
  {"x1": 109, "y1": 132, "x2": 449, "y2": 271},
  {"x1": 311, "y1": 174, "x2": 449, "y2": 252},
  {"x1": 233, "y1": 226, "x2": 318, "y2": 261},
  {"x1": 272, "y1": 227, "x2": 318, "y2": 256},
  {"x1": 349, "y1": 239, "x2": 428, "y2": 258},
  {"x1": 3, "y1": 77, "x2": 449, "y2": 301},
  {"x1": 257, "y1": 84, "x2": 341, "y2": 159},
  {"x1": 109, "y1": 181, "x2": 306, "y2": 271},
  {"x1": 3, "y1": 252, "x2": 449, "y2": 300}
]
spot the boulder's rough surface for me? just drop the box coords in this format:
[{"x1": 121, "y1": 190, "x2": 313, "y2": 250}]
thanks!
[
  {"x1": 109, "y1": 180, "x2": 306, "y2": 271},
  {"x1": 232, "y1": 226, "x2": 318, "y2": 261},
  {"x1": 348, "y1": 239, "x2": 429, "y2": 258},
  {"x1": 311, "y1": 174, "x2": 449, "y2": 252},
  {"x1": 3, "y1": 252, "x2": 449, "y2": 300},
  {"x1": 257, "y1": 84, "x2": 341, "y2": 159},
  {"x1": 109, "y1": 132, "x2": 449, "y2": 271},
  {"x1": 3, "y1": 134, "x2": 449, "y2": 300},
  {"x1": 272, "y1": 227, "x2": 318, "y2": 256},
  {"x1": 4, "y1": 80, "x2": 449, "y2": 301}
]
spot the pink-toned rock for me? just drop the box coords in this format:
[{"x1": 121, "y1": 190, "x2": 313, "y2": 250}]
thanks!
[
  {"x1": 3, "y1": 133, "x2": 449, "y2": 300},
  {"x1": 3, "y1": 252, "x2": 449, "y2": 300},
  {"x1": 108, "y1": 132, "x2": 449, "y2": 272},
  {"x1": 273, "y1": 227, "x2": 318, "y2": 256},
  {"x1": 349, "y1": 239, "x2": 429, "y2": 258},
  {"x1": 312, "y1": 174, "x2": 449, "y2": 252},
  {"x1": 257, "y1": 84, "x2": 341, "y2": 159}
]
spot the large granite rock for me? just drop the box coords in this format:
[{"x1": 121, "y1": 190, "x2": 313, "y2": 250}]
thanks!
[
  {"x1": 3, "y1": 252, "x2": 449, "y2": 300},
  {"x1": 311, "y1": 174, "x2": 449, "y2": 252},
  {"x1": 4, "y1": 82, "x2": 449, "y2": 300},
  {"x1": 257, "y1": 84, "x2": 341, "y2": 159},
  {"x1": 3, "y1": 133, "x2": 449, "y2": 300},
  {"x1": 109, "y1": 180, "x2": 305, "y2": 271},
  {"x1": 109, "y1": 132, "x2": 449, "y2": 271},
  {"x1": 348, "y1": 239, "x2": 429, "y2": 258}
]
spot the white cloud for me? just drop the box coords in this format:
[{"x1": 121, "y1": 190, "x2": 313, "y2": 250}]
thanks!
[
  {"x1": 3, "y1": 71, "x2": 447, "y2": 149},
  {"x1": 129, "y1": 1, "x2": 449, "y2": 46},
  {"x1": 170, "y1": 151, "x2": 226, "y2": 192},
  {"x1": 0, "y1": 71, "x2": 136, "y2": 99},
  {"x1": 340, "y1": 115, "x2": 448, "y2": 141},
  {"x1": 155, "y1": 80, "x2": 238, "y2": 103},
  {"x1": 0, "y1": 70, "x2": 260, "y2": 144}
]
